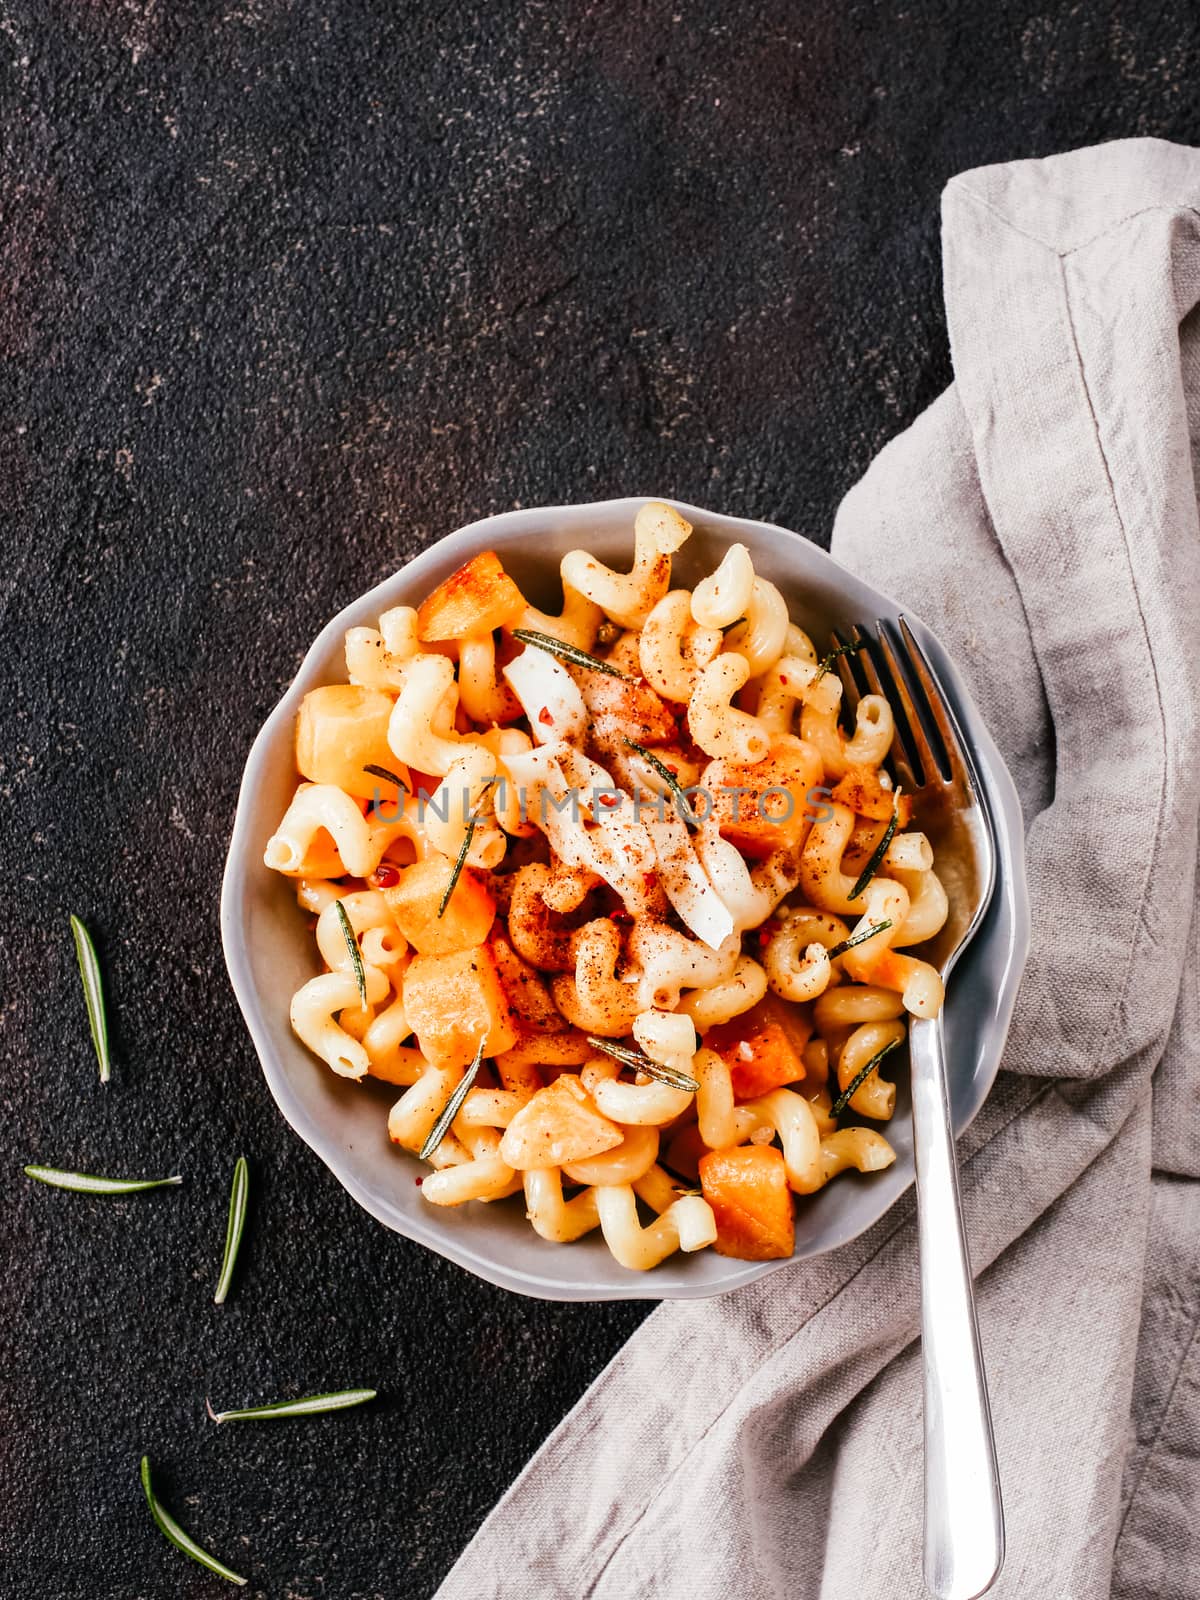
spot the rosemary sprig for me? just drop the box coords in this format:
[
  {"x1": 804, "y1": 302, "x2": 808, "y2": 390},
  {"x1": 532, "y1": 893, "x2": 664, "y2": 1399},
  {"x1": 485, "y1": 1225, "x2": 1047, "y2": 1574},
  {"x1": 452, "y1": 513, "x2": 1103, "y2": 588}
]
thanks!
[
  {"x1": 206, "y1": 1388, "x2": 376, "y2": 1424},
  {"x1": 585, "y1": 1035, "x2": 700, "y2": 1094},
  {"x1": 213, "y1": 1156, "x2": 249, "y2": 1306},
  {"x1": 437, "y1": 779, "x2": 496, "y2": 917},
  {"x1": 623, "y1": 738, "x2": 696, "y2": 826},
  {"x1": 815, "y1": 640, "x2": 861, "y2": 680},
  {"x1": 24, "y1": 1166, "x2": 182, "y2": 1195},
  {"x1": 830, "y1": 1036, "x2": 904, "y2": 1118},
  {"x1": 140, "y1": 1456, "x2": 247, "y2": 1587},
  {"x1": 335, "y1": 900, "x2": 368, "y2": 1007},
  {"x1": 419, "y1": 1038, "x2": 486, "y2": 1159},
  {"x1": 826, "y1": 919, "x2": 893, "y2": 960},
  {"x1": 848, "y1": 793, "x2": 901, "y2": 901},
  {"x1": 363, "y1": 762, "x2": 409, "y2": 792},
  {"x1": 511, "y1": 627, "x2": 632, "y2": 681},
  {"x1": 69, "y1": 914, "x2": 110, "y2": 1084}
]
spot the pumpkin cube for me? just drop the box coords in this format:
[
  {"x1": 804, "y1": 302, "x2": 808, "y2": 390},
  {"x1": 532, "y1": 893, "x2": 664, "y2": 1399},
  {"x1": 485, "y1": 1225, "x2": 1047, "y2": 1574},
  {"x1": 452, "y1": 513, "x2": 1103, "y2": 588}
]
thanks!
[
  {"x1": 417, "y1": 551, "x2": 526, "y2": 642},
  {"x1": 384, "y1": 859, "x2": 494, "y2": 955},
  {"x1": 295, "y1": 685, "x2": 407, "y2": 802},
  {"x1": 498, "y1": 1073, "x2": 624, "y2": 1170},
  {"x1": 402, "y1": 946, "x2": 517, "y2": 1068},
  {"x1": 705, "y1": 738, "x2": 824, "y2": 857},
  {"x1": 706, "y1": 994, "x2": 811, "y2": 1099},
  {"x1": 699, "y1": 1144, "x2": 795, "y2": 1260},
  {"x1": 830, "y1": 764, "x2": 914, "y2": 826}
]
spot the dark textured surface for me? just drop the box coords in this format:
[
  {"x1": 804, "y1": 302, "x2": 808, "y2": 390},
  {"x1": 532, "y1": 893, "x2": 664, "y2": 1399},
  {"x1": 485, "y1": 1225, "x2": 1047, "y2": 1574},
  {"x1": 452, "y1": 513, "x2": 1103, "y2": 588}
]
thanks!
[{"x1": 5, "y1": 4, "x2": 1200, "y2": 1595}]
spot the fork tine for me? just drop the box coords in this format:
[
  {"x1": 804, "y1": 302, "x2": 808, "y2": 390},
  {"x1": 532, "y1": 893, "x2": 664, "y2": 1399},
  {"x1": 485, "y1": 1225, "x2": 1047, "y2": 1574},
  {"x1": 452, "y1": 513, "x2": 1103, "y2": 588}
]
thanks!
[
  {"x1": 896, "y1": 617, "x2": 971, "y2": 790},
  {"x1": 850, "y1": 623, "x2": 920, "y2": 791},
  {"x1": 875, "y1": 621, "x2": 941, "y2": 789},
  {"x1": 827, "y1": 628, "x2": 862, "y2": 717}
]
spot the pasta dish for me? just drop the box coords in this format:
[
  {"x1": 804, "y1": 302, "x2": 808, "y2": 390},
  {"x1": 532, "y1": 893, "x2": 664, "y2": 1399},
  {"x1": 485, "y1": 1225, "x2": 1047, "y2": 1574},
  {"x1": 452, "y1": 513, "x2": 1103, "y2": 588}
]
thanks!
[{"x1": 263, "y1": 503, "x2": 948, "y2": 1270}]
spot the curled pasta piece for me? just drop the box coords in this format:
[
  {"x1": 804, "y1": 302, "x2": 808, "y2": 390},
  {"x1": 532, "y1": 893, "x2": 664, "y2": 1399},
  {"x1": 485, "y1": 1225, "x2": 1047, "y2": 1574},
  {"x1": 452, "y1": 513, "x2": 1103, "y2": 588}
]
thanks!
[
  {"x1": 595, "y1": 1183, "x2": 717, "y2": 1270},
  {"x1": 632, "y1": 1009, "x2": 697, "y2": 1075},
  {"x1": 751, "y1": 653, "x2": 841, "y2": 734},
  {"x1": 423, "y1": 747, "x2": 506, "y2": 868},
  {"x1": 523, "y1": 1168, "x2": 602, "y2": 1242},
  {"x1": 798, "y1": 803, "x2": 871, "y2": 914},
  {"x1": 691, "y1": 543, "x2": 754, "y2": 630},
  {"x1": 722, "y1": 578, "x2": 790, "y2": 676},
  {"x1": 505, "y1": 865, "x2": 576, "y2": 971},
  {"x1": 458, "y1": 635, "x2": 523, "y2": 726},
  {"x1": 835, "y1": 1019, "x2": 906, "y2": 1119},
  {"x1": 739, "y1": 1087, "x2": 823, "y2": 1193},
  {"x1": 516, "y1": 582, "x2": 603, "y2": 652},
  {"x1": 315, "y1": 890, "x2": 407, "y2": 978},
  {"x1": 580, "y1": 1053, "x2": 695, "y2": 1126},
  {"x1": 692, "y1": 1047, "x2": 738, "y2": 1150},
  {"x1": 295, "y1": 877, "x2": 342, "y2": 915},
  {"x1": 421, "y1": 1127, "x2": 520, "y2": 1206},
  {"x1": 345, "y1": 608, "x2": 421, "y2": 691},
  {"x1": 639, "y1": 590, "x2": 722, "y2": 702},
  {"x1": 819, "y1": 1127, "x2": 896, "y2": 1183},
  {"x1": 290, "y1": 964, "x2": 390, "y2": 1080},
  {"x1": 552, "y1": 920, "x2": 642, "y2": 1037},
  {"x1": 891, "y1": 866, "x2": 949, "y2": 947},
  {"x1": 626, "y1": 923, "x2": 741, "y2": 1011},
  {"x1": 266, "y1": 785, "x2": 397, "y2": 878},
  {"x1": 386, "y1": 654, "x2": 481, "y2": 777},
  {"x1": 800, "y1": 683, "x2": 893, "y2": 781},
  {"x1": 388, "y1": 1062, "x2": 463, "y2": 1151},
  {"x1": 689, "y1": 655, "x2": 771, "y2": 763},
  {"x1": 839, "y1": 877, "x2": 943, "y2": 1016},
  {"x1": 561, "y1": 500, "x2": 692, "y2": 630},
  {"x1": 693, "y1": 824, "x2": 778, "y2": 932},
  {"x1": 813, "y1": 982, "x2": 906, "y2": 1033},
  {"x1": 642, "y1": 810, "x2": 736, "y2": 951},
  {"x1": 562, "y1": 1123, "x2": 660, "y2": 1186},
  {"x1": 456, "y1": 1088, "x2": 533, "y2": 1129},
  {"x1": 762, "y1": 907, "x2": 850, "y2": 1002},
  {"x1": 676, "y1": 955, "x2": 767, "y2": 1031}
]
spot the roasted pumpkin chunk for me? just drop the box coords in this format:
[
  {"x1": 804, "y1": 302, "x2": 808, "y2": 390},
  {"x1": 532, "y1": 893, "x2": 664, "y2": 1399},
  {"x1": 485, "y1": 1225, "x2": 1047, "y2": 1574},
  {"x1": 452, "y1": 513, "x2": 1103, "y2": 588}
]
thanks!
[
  {"x1": 699, "y1": 1144, "x2": 795, "y2": 1260},
  {"x1": 704, "y1": 738, "x2": 824, "y2": 857},
  {"x1": 384, "y1": 859, "x2": 495, "y2": 955},
  {"x1": 295, "y1": 684, "x2": 406, "y2": 801},
  {"x1": 402, "y1": 946, "x2": 516, "y2": 1068},
  {"x1": 498, "y1": 1074, "x2": 624, "y2": 1170},
  {"x1": 416, "y1": 551, "x2": 526, "y2": 642},
  {"x1": 706, "y1": 994, "x2": 810, "y2": 1099}
]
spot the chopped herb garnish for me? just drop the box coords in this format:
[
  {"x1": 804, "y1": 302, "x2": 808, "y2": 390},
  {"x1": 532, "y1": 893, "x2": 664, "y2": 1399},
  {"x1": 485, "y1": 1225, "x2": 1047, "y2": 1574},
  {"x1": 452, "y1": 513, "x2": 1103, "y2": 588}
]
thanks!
[
  {"x1": 213, "y1": 1156, "x2": 249, "y2": 1307},
  {"x1": 585, "y1": 1035, "x2": 700, "y2": 1094},
  {"x1": 419, "y1": 1038, "x2": 485, "y2": 1159},
  {"x1": 830, "y1": 1036, "x2": 904, "y2": 1118},
  {"x1": 69, "y1": 914, "x2": 110, "y2": 1085},
  {"x1": 206, "y1": 1388, "x2": 376, "y2": 1424},
  {"x1": 437, "y1": 778, "x2": 496, "y2": 917},
  {"x1": 140, "y1": 1456, "x2": 247, "y2": 1586},
  {"x1": 512, "y1": 627, "x2": 632, "y2": 681},
  {"x1": 848, "y1": 793, "x2": 901, "y2": 901},
  {"x1": 623, "y1": 738, "x2": 697, "y2": 826},
  {"x1": 335, "y1": 900, "x2": 368, "y2": 1007},
  {"x1": 826, "y1": 919, "x2": 893, "y2": 959},
  {"x1": 23, "y1": 1166, "x2": 182, "y2": 1195},
  {"x1": 363, "y1": 762, "x2": 408, "y2": 791},
  {"x1": 815, "y1": 640, "x2": 861, "y2": 680}
]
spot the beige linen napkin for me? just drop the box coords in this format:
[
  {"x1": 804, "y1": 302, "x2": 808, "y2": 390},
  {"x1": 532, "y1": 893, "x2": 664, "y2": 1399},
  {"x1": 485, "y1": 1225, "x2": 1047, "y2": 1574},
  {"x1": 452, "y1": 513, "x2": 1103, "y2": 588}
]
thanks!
[{"x1": 435, "y1": 139, "x2": 1200, "y2": 1600}]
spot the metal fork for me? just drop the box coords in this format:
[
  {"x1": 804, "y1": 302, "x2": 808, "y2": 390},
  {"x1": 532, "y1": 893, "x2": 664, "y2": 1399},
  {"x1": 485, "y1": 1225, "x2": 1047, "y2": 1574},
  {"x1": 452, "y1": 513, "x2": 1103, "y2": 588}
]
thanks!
[{"x1": 832, "y1": 616, "x2": 1004, "y2": 1600}]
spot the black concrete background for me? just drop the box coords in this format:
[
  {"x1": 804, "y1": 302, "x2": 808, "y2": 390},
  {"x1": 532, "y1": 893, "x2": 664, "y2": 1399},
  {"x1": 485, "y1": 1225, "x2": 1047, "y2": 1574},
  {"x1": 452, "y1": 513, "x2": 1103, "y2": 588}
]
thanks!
[{"x1": 5, "y1": 4, "x2": 1199, "y2": 1596}]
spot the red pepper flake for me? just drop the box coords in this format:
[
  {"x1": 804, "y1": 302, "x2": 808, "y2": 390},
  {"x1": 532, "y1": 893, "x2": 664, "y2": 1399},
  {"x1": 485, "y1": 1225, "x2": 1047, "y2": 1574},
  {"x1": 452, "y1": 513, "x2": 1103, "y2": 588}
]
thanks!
[
  {"x1": 414, "y1": 1176, "x2": 424, "y2": 1187},
  {"x1": 643, "y1": 871, "x2": 657, "y2": 889},
  {"x1": 779, "y1": 675, "x2": 789, "y2": 686},
  {"x1": 369, "y1": 863, "x2": 401, "y2": 889},
  {"x1": 599, "y1": 793, "x2": 620, "y2": 808},
  {"x1": 538, "y1": 706, "x2": 554, "y2": 726}
]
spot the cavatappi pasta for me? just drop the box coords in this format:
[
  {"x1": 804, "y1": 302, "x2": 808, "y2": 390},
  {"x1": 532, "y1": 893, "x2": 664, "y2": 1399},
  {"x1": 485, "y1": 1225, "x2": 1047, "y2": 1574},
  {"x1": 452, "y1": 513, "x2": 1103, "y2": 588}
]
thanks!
[{"x1": 264, "y1": 504, "x2": 949, "y2": 1270}]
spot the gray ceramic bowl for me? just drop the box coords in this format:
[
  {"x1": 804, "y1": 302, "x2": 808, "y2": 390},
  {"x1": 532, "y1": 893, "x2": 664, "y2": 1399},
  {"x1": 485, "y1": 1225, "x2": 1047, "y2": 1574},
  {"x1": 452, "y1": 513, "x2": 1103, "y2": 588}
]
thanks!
[{"x1": 221, "y1": 498, "x2": 1030, "y2": 1301}]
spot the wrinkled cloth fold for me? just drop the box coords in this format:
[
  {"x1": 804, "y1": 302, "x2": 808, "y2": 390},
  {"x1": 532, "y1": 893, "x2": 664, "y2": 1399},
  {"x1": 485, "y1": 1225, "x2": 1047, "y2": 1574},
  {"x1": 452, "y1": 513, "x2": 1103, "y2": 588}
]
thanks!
[{"x1": 436, "y1": 140, "x2": 1200, "y2": 1600}]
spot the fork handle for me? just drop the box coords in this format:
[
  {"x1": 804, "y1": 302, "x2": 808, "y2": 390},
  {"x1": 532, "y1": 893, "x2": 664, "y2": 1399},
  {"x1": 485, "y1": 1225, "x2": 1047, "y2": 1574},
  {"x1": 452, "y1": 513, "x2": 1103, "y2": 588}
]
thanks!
[{"x1": 910, "y1": 1015, "x2": 1004, "y2": 1599}]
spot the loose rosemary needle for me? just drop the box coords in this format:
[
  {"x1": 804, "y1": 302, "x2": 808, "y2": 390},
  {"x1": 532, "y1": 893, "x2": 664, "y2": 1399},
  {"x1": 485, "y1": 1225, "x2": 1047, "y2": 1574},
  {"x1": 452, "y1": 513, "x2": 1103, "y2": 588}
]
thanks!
[
  {"x1": 585, "y1": 1035, "x2": 700, "y2": 1094},
  {"x1": 140, "y1": 1456, "x2": 247, "y2": 1586},
  {"x1": 206, "y1": 1388, "x2": 377, "y2": 1424},
  {"x1": 848, "y1": 794, "x2": 901, "y2": 902},
  {"x1": 830, "y1": 1036, "x2": 904, "y2": 1118},
  {"x1": 826, "y1": 919, "x2": 893, "y2": 959},
  {"x1": 511, "y1": 627, "x2": 632, "y2": 681},
  {"x1": 69, "y1": 914, "x2": 110, "y2": 1084},
  {"x1": 623, "y1": 738, "x2": 697, "y2": 826},
  {"x1": 437, "y1": 778, "x2": 496, "y2": 917},
  {"x1": 23, "y1": 1166, "x2": 182, "y2": 1195},
  {"x1": 419, "y1": 1037, "x2": 487, "y2": 1159},
  {"x1": 213, "y1": 1156, "x2": 249, "y2": 1306},
  {"x1": 335, "y1": 899, "x2": 368, "y2": 1007}
]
